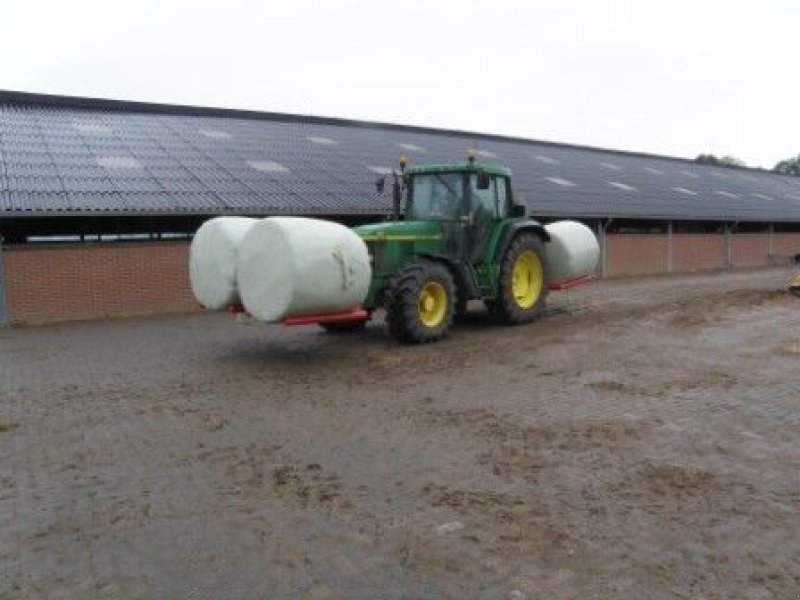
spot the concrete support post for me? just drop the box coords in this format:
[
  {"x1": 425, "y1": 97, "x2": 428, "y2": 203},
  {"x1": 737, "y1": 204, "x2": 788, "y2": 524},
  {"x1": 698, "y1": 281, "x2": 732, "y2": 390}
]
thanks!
[
  {"x1": 724, "y1": 223, "x2": 734, "y2": 269},
  {"x1": 767, "y1": 223, "x2": 774, "y2": 258},
  {"x1": 597, "y1": 219, "x2": 611, "y2": 278},
  {"x1": 0, "y1": 240, "x2": 7, "y2": 326},
  {"x1": 596, "y1": 221, "x2": 605, "y2": 278},
  {"x1": 667, "y1": 221, "x2": 673, "y2": 273}
]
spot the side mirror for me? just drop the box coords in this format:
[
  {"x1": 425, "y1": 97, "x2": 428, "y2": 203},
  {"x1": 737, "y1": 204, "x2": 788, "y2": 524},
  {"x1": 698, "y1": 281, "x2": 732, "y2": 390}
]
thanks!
[
  {"x1": 375, "y1": 176, "x2": 386, "y2": 194},
  {"x1": 510, "y1": 204, "x2": 527, "y2": 218},
  {"x1": 476, "y1": 172, "x2": 491, "y2": 190}
]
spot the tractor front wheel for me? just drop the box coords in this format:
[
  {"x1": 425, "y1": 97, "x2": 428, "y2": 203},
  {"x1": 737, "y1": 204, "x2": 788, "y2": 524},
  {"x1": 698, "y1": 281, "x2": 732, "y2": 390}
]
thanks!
[
  {"x1": 386, "y1": 260, "x2": 456, "y2": 343},
  {"x1": 488, "y1": 233, "x2": 548, "y2": 324}
]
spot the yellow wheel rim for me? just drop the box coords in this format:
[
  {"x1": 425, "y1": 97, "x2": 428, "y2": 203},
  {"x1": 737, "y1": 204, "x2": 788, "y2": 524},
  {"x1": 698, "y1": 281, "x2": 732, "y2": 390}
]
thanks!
[
  {"x1": 418, "y1": 281, "x2": 448, "y2": 328},
  {"x1": 512, "y1": 250, "x2": 543, "y2": 309}
]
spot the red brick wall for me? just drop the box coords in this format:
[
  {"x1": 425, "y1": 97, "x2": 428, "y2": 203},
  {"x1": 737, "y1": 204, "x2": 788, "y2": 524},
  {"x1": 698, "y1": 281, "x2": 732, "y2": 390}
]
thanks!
[
  {"x1": 2, "y1": 233, "x2": 799, "y2": 325},
  {"x1": 605, "y1": 234, "x2": 668, "y2": 276},
  {"x1": 771, "y1": 233, "x2": 800, "y2": 258},
  {"x1": 604, "y1": 232, "x2": 800, "y2": 278},
  {"x1": 731, "y1": 233, "x2": 769, "y2": 268},
  {"x1": 671, "y1": 234, "x2": 726, "y2": 272},
  {"x1": 2, "y1": 242, "x2": 197, "y2": 325}
]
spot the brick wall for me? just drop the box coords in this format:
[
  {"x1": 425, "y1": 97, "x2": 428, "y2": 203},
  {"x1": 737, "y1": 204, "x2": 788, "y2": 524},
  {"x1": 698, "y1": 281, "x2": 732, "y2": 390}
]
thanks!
[
  {"x1": 605, "y1": 234, "x2": 668, "y2": 276},
  {"x1": 671, "y1": 234, "x2": 726, "y2": 272},
  {"x1": 771, "y1": 233, "x2": 800, "y2": 258},
  {"x1": 2, "y1": 242, "x2": 197, "y2": 325},
  {"x1": 731, "y1": 233, "x2": 769, "y2": 268},
  {"x1": 2, "y1": 233, "x2": 799, "y2": 325},
  {"x1": 605, "y1": 232, "x2": 800, "y2": 277}
]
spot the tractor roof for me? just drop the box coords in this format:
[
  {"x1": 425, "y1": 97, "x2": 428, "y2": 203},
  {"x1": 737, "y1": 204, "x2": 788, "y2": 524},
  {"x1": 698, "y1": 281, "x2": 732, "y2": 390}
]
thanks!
[{"x1": 407, "y1": 163, "x2": 512, "y2": 177}]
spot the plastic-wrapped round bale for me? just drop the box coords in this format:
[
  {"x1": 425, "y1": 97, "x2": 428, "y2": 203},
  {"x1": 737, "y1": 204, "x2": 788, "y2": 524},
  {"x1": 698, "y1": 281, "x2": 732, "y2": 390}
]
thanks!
[
  {"x1": 190, "y1": 216, "x2": 258, "y2": 309},
  {"x1": 543, "y1": 220, "x2": 600, "y2": 283},
  {"x1": 236, "y1": 217, "x2": 372, "y2": 322}
]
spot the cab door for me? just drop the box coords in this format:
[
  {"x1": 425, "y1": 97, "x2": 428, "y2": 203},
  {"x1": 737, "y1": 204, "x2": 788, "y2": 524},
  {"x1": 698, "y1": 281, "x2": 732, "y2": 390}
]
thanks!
[{"x1": 467, "y1": 174, "x2": 507, "y2": 263}]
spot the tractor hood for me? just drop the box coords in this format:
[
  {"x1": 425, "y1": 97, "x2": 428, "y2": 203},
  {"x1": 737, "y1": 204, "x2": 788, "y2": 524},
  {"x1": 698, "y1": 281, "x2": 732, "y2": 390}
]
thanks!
[{"x1": 353, "y1": 220, "x2": 444, "y2": 243}]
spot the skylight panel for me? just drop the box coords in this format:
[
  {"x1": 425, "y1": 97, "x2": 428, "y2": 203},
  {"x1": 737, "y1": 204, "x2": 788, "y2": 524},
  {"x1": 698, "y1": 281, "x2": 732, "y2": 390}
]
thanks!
[
  {"x1": 672, "y1": 187, "x2": 698, "y2": 196},
  {"x1": 307, "y1": 136, "x2": 337, "y2": 145},
  {"x1": 607, "y1": 181, "x2": 637, "y2": 192},
  {"x1": 395, "y1": 142, "x2": 426, "y2": 153},
  {"x1": 74, "y1": 122, "x2": 111, "y2": 135},
  {"x1": 544, "y1": 177, "x2": 576, "y2": 187},
  {"x1": 199, "y1": 129, "x2": 232, "y2": 139},
  {"x1": 97, "y1": 156, "x2": 142, "y2": 170},
  {"x1": 247, "y1": 160, "x2": 289, "y2": 173},
  {"x1": 367, "y1": 165, "x2": 392, "y2": 174}
]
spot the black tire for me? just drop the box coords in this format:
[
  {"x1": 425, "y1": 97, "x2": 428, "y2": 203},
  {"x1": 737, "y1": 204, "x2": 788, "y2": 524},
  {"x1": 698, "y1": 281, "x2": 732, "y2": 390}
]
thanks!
[
  {"x1": 385, "y1": 259, "x2": 456, "y2": 343},
  {"x1": 454, "y1": 288, "x2": 469, "y2": 320},
  {"x1": 487, "y1": 233, "x2": 548, "y2": 324},
  {"x1": 319, "y1": 320, "x2": 367, "y2": 334}
]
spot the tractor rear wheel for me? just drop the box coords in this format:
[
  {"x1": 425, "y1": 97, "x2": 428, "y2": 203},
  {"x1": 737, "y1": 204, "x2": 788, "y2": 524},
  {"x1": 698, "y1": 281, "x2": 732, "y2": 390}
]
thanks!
[
  {"x1": 488, "y1": 233, "x2": 548, "y2": 324},
  {"x1": 386, "y1": 260, "x2": 456, "y2": 343}
]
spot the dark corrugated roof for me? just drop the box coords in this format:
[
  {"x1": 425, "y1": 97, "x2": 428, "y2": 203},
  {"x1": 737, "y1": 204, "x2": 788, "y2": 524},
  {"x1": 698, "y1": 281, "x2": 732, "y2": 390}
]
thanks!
[{"x1": 2, "y1": 90, "x2": 799, "y2": 222}]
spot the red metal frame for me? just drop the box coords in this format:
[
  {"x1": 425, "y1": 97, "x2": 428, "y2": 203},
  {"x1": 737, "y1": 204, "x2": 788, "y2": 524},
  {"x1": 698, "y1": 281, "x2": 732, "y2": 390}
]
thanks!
[
  {"x1": 283, "y1": 307, "x2": 370, "y2": 326},
  {"x1": 547, "y1": 274, "x2": 595, "y2": 291},
  {"x1": 228, "y1": 303, "x2": 247, "y2": 315}
]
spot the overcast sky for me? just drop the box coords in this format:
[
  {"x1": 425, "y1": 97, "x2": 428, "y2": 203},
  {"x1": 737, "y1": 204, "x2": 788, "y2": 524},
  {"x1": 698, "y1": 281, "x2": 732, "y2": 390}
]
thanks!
[{"x1": 1, "y1": 0, "x2": 797, "y2": 168}]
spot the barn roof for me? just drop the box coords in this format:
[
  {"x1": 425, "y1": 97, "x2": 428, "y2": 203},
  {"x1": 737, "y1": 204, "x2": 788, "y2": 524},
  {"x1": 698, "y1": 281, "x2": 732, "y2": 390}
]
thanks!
[{"x1": 2, "y1": 90, "x2": 799, "y2": 222}]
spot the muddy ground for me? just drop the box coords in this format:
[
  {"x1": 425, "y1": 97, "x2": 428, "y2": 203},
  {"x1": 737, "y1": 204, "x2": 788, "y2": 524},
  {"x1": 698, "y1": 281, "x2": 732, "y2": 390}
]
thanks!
[{"x1": 1, "y1": 268, "x2": 799, "y2": 599}]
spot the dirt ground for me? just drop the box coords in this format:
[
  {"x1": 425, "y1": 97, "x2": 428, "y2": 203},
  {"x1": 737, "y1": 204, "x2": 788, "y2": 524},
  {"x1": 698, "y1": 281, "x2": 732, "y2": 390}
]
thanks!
[{"x1": 1, "y1": 268, "x2": 799, "y2": 599}]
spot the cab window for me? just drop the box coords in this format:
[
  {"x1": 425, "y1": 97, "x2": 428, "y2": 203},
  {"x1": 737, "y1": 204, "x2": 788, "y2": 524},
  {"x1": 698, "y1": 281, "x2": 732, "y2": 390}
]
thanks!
[
  {"x1": 470, "y1": 174, "x2": 497, "y2": 217},
  {"x1": 408, "y1": 173, "x2": 463, "y2": 220},
  {"x1": 496, "y1": 177, "x2": 509, "y2": 217}
]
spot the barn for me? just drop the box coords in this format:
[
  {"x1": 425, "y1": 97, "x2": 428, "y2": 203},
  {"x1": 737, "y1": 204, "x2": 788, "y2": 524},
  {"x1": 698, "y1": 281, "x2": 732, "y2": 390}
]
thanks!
[{"x1": 1, "y1": 90, "x2": 799, "y2": 325}]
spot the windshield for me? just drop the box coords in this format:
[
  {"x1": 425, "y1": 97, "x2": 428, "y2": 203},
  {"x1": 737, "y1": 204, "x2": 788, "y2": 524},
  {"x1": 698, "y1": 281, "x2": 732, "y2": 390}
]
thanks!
[{"x1": 407, "y1": 173, "x2": 463, "y2": 220}]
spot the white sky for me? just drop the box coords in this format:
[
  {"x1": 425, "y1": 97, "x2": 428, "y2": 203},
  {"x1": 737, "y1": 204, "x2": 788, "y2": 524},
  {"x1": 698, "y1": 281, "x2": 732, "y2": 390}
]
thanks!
[{"x1": 1, "y1": 0, "x2": 798, "y2": 168}]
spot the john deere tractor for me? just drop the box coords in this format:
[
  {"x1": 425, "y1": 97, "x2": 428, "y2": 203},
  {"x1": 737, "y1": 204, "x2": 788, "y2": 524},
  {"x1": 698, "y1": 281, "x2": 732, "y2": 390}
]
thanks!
[{"x1": 330, "y1": 153, "x2": 552, "y2": 343}]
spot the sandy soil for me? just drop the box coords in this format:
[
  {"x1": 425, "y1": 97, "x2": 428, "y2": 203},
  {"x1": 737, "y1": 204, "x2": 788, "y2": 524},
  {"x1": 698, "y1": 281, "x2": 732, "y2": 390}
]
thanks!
[{"x1": 1, "y1": 268, "x2": 799, "y2": 599}]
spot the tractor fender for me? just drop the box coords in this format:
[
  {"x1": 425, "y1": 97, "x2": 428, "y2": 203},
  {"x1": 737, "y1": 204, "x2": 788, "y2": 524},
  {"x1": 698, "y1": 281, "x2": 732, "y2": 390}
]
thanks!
[
  {"x1": 494, "y1": 220, "x2": 550, "y2": 263},
  {"x1": 417, "y1": 253, "x2": 481, "y2": 300}
]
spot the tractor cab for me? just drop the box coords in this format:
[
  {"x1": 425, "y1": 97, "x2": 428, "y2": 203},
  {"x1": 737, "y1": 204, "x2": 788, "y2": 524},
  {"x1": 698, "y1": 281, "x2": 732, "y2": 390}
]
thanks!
[
  {"x1": 403, "y1": 160, "x2": 522, "y2": 265},
  {"x1": 354, "y1": 153, "x2": 551, "y2": 342}
]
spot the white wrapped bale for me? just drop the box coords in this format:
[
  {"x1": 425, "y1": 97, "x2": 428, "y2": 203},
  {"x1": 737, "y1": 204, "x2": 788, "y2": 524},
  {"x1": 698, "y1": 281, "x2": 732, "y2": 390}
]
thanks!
[
  {"x1": 236, "y1": 217, "x2": 371, "y2": 322},
  {"x1": 543, "y1": 220, "x2": 600, "y2": 282},
  {"x1": 190, "y1": 216, "x2": 258, "y2": 309}
]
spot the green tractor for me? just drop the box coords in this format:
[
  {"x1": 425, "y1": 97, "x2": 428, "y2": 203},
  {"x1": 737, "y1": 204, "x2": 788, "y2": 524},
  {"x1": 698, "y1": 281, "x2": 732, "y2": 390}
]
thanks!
[{"x1": 326, "y1": 153, "x2": 552, "y2": 343}]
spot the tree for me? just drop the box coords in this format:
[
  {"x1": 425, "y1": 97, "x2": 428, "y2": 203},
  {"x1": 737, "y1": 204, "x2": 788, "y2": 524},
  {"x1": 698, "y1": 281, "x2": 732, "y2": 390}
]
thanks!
[
  {"x1": 774, "y1": 155, "x2": 800, "y2": 176},
  {"x1": 695, "y1": 153, "x2": 720, "y2": 166},
  {"x1": 719, "y1": 155, "x2": 746, "y2": 168},
  {"x1": 694, "y1": 153, "x2": 746, "y2": 168}
]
